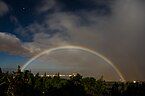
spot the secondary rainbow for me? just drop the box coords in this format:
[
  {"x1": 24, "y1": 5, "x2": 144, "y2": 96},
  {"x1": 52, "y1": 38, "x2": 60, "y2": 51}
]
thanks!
[{"x1": 21, "y1": 45, "x2": 125, "y2": 82}]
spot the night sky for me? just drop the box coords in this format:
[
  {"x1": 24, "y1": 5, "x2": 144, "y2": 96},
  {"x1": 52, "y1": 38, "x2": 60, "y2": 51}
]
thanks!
[{"x1": 0, "y1": 0, "x2": 145, "y2": 81}]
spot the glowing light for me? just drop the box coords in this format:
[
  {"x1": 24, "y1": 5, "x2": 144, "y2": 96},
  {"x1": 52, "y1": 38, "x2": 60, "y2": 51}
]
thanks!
[
  {"x1": 133, "y1": 80, "x2": 136, "y2": 83},
  {"x1": 21, "y1": 45, "x2": 126, "y2": 82}
]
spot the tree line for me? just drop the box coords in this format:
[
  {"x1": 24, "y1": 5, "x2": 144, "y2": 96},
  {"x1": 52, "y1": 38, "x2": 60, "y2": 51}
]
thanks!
[{"x1": 0, "y1": 66, "x2": 145, "y2": 96}]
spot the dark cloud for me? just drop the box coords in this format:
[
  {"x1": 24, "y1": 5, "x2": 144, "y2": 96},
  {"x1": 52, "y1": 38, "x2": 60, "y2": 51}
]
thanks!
[
  {"x1": 0, "y1": 32, "x2": 30, "y2": 56},
  {"x1": 0, "y1": 1, "x2": 9, "y2": 16},
  {"x1": 36, "y1": 0, "x2": 56, "y2": 13}
]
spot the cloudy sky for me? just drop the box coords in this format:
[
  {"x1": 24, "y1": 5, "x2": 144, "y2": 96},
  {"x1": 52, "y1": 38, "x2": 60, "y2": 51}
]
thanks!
[{"x1": 0, "y1": 0, "x2": 145, "y2": 80}]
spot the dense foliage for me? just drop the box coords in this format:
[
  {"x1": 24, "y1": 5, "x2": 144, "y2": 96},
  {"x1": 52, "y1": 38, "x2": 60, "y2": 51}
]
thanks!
[{"x1": 0, "y1": 67, "x2": 145, "y2": 96}]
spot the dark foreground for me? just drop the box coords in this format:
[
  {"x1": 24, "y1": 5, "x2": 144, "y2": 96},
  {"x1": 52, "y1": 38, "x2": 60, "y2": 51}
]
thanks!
[{"x1": 0, "y1": 67, "x2": 145, "y2": 96}]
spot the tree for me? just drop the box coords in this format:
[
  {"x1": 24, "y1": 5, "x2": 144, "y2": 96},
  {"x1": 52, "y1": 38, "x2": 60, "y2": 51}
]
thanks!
[
  {"x1": 95, "y1": 76, "x2": 107, "y2": 95},
  {"x1": 82, "y1": 77, "x2": 97, "y2": 96},
  {"x1": 0, "y1": 67, "x2": 2, "y2": 74},
  {"x1": 111, "y1": 82, "x2": 121, "y2": 96}
]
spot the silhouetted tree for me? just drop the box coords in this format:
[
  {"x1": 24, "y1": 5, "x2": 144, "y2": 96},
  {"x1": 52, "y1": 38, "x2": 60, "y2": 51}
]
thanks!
[
  {"x1": 0, "y1": 67, "x2": 2, "y2": 74},
  {"x1": 0, "y1": 67, "x2": 145, "y2": 96}
]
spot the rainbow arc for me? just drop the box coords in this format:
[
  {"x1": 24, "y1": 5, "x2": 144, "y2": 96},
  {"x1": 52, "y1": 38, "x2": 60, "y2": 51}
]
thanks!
[{"x1": 21, "y1": 45, "x2": 125, "y2": 82}]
